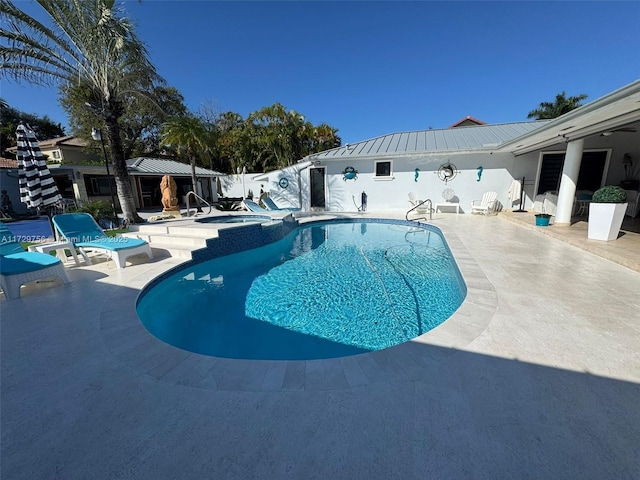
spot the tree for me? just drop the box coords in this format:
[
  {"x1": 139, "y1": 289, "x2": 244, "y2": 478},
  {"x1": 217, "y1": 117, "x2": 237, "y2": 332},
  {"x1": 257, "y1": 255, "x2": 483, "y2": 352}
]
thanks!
[
  {"x1": 160, "y1": 115, "x2": 210, "y2": 210},
  {"x1": 0, "y1": 101, "x2": 65, "y2": 155},
  {"x1": 242, "y1": 103, "x2": 342, "y2": 172},
  {"x1": 527, "y1": 91, "x2": 588, "y2": 120},
  {"x1": 61, "y1": 84, "x2": 187, "y2": 160},
  {"x1": 1, "y1": 0, "x2": 163, "y2": 224}
]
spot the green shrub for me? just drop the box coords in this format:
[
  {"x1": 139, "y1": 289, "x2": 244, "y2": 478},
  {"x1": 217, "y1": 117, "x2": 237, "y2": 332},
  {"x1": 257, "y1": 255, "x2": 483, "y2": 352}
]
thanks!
[
  {"x1": 591, "y1": 185, "x2": 628, "y2": 203},
  {"x1": 73, "y1": 200, "x2": 119, "y2": 228}
]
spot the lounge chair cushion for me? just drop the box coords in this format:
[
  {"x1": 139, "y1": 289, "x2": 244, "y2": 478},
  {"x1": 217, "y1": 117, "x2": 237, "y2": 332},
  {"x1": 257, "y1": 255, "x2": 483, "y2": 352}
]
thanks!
[{"x1": 0, "y1": 251, "x2": 62, "y2": 275}]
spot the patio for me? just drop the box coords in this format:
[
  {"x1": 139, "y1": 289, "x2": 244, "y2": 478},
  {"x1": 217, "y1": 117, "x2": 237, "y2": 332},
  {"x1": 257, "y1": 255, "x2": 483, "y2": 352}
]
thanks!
[
  {"x1": 1, "y1": 213, "x2": 639, "y2": 479},
  {"x1": 498, "y1": 210, "x2": 640, "y2": 272}
]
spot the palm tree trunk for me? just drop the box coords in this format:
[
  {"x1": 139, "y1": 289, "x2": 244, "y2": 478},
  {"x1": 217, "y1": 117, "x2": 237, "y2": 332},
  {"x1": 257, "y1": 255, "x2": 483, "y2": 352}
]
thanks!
[
  {"x1": 105, "y1": 117, "x2": 144, "y2": 224},
  {"x1": 105, "y1": 118, "x2": 143, "y2": 224}
]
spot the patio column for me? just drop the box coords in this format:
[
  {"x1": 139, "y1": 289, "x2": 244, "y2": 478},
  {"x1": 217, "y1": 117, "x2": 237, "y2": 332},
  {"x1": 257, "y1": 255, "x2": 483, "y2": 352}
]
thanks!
[{"x1": 555, "y1": 138, "x2": 584, "y2": 225}]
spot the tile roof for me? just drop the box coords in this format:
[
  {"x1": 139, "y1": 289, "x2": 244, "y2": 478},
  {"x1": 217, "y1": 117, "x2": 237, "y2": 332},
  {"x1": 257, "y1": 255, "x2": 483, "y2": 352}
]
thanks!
[
  {"x1": 126, "y1": 157, "x2": 223, "y2": 176},
  {"x1": 308, "y1": 121, "x2": 550, "y2": 160},
  {"x1": 0, "y1": 157, "x2": 18, "y2": 168},
  {"x1": 449, "y1": 116, "x2": 487, "y2": 128},
  {"x1": 37, "y1": 136, "x2": 88, "y2": 148}
]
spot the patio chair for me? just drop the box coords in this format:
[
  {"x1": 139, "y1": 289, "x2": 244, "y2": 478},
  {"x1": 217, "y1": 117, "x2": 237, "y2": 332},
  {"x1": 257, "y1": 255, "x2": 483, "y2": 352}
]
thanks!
[
  {"x1": 52, "y1": 213, "x2": 152, "y2": 269},
  {"x1": 261, "y1": 197, "x2": 301, "y2": 212},
  {"x1": 470, "y1": 191, "x2": 498, "y2": 215},
  {"x1": 0, "y1": 222, "x2": 70, "y2": 300},
  {"x1": 624, "y1": 190, "x2": 640, "y2": 218},
  {"x1": 408, "y1": 192, "x2": 428, "y2": 214},
  {"x1": 242, "y1": 199, "x2": 271, "y2": 213}
]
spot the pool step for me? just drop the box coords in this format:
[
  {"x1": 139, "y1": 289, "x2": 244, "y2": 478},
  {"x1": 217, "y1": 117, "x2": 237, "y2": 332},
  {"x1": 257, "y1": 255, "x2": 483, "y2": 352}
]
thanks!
[{"x1": 121, "y1": 223, "x2": 221, "y2": 260}]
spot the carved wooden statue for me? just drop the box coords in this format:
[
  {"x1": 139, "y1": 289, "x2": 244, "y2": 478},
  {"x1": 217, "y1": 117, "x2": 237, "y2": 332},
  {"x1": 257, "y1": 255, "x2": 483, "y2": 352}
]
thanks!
[{"x1": 160, "y1": 175, "x2": 179, "y2": 211}]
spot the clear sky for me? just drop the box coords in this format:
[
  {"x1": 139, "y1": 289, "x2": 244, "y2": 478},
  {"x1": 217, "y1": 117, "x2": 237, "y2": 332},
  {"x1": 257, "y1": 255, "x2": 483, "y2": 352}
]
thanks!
[{"x1": 2, "y1": 1, "x2": 639, "y2": 144}]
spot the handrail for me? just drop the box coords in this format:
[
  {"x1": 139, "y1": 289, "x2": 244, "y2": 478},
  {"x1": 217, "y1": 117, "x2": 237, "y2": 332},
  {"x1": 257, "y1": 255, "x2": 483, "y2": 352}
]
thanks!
[
  {"x1": 406, "y1": 198, "x2": 433, "y2": 222},
  {"x1": 185, "y1": 191, "x2": 213, "y2": 217}
]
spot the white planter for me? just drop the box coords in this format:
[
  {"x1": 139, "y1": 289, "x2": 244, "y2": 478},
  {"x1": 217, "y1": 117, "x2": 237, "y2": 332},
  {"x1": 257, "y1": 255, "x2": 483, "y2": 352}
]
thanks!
[{"x1": 587, "y1": 203, "x2": 628, "y2": 241}]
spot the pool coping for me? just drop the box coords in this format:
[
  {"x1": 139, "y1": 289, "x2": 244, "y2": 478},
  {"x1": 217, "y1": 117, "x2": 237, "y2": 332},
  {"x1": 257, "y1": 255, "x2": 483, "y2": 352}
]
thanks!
[{"x1": 99, "y1": 217, "x2": 497, "y2": 392}]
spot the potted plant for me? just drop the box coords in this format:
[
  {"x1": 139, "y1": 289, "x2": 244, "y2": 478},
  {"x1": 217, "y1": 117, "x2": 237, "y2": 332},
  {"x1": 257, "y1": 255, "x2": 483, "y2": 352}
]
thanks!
[{"x1": 587, "y1": 185, "x2": 628, "y2": 241}]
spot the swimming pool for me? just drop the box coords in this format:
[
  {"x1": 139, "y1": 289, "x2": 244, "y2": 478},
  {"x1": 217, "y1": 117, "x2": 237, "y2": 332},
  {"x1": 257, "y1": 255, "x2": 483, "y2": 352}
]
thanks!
[
  {"x1": 196, "y1": 215, "x2": 272, "y2": 224},
  {"x1": 137, "y1": 220, "x2": 466, "y2": 360}
]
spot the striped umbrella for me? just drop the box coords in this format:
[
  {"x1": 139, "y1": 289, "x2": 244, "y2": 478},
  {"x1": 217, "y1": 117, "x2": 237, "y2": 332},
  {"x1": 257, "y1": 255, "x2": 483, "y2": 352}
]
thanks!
[{"x1": 17, "y1": 122, "x2": 62, "y2": 210}]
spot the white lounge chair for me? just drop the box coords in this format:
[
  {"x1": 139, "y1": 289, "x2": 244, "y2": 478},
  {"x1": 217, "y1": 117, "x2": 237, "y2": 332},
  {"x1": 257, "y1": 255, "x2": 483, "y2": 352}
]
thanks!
[
  {"x1": 408, "y1": 192, "x2": 428, "y2": 213},
  {"x1": 0, "y1": 222, "x2": 70, "y2": 299},
  {"x1": 52, "y1": 213, "x2": 152, "y2": 269},
  {"x1": 471, "y1": 192, "x2": 498, "y2": 215}
]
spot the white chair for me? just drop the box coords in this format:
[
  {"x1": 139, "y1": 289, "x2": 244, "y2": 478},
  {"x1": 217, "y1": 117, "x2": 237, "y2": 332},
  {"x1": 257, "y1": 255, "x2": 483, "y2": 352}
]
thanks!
[
  {"x1": 624, "y1": 190, "x2": 640, "y2": 218},
  {"x1": 408, "y1": 192, "x2": 428, "y2": 213},
  {"x1": 471, "y1": 192, "x2": 498, "y2": 215}
]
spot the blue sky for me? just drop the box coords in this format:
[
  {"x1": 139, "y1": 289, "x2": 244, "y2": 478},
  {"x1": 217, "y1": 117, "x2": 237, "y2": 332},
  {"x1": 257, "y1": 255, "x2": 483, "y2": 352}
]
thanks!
[{"x1": 3, "y1": 1, "x2": 639, "y2": 144}]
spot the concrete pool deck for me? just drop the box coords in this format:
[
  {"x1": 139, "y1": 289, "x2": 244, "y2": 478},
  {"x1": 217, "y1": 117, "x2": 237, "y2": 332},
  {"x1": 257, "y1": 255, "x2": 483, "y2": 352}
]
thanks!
[{"x1": 1, "y1": 213, "x2": 639, "y2": 479}]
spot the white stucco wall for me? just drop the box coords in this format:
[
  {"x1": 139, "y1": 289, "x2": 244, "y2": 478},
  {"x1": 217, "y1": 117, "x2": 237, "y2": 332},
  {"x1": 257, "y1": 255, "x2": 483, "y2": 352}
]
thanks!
[
  {"x1": 214, "y1": 141, "x2": 635, "y2": 214},
  {"x1": 297, "y1": 151, "x2": 541, "y2": 214}
]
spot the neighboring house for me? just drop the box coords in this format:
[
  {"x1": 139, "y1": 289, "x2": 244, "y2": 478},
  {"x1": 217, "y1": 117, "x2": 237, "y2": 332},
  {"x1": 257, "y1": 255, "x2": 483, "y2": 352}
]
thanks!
[
  {"x1": 126, "y1": 157, "x2": 222, "y2": 208},
  {"x1": 37, "y1": 135, "x2": 93, "y2": 164},
  {"x1": 449, "y1": 116, "x2": 487, "y2": 128},
  {"x1": 5, "y1": 136, "x2": 223, "y2": 209},
  {"x1": 257, "y1": 80, "x2": 639, "y2": 223}
]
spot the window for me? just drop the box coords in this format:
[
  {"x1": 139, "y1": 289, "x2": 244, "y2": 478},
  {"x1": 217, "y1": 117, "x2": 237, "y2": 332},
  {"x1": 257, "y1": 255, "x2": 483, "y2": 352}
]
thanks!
[
  {"x1": 52, "y1": 151, "x2": 61, "y2": 159},
  {"x1": 374, "y1": 160, "x2": 392, "y2": 178},
  {"x1": 86, "y1": 175, "x2": 115, "y2": 196}
]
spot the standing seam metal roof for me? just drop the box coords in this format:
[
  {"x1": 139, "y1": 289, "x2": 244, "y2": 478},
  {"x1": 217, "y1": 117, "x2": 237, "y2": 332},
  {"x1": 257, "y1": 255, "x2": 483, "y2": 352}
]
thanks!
[
  {"x1": 126, "y1": 157, "x2": 223, "y2": 176},
  {"x1": 309, "y1": 121, "x2": 550, "y2": 160}
]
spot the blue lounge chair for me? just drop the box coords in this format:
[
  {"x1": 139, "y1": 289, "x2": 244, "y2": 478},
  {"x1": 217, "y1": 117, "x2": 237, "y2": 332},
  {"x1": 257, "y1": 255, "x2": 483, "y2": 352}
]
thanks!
[
  {"x1": 261, "y1": 197, "x2": 301, "y2": 212},
  {"x1": 0, "y1": 222, "x2": 70, "y2": 299},
  {"x1": 52, "y1": 213, "x2": 152, "y2": 269},
  {"x1": 242, "y1": 199, "x2": 271, "y2": 213}
]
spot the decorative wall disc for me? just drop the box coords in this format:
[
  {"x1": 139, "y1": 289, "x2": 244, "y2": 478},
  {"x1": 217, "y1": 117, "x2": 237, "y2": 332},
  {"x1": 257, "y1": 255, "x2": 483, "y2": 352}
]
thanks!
[{"x1": 436, "y1": 163, "x2": 459, "y2": 183}]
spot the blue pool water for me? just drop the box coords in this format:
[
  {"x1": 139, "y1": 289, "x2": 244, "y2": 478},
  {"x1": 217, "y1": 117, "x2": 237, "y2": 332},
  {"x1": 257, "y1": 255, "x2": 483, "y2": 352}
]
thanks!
[
  {"x1": 137, "y1": 220, "x2": 466, "y2": 360},
  {"x1": 196, "y1": 215, "x2": 271, "y2": 224}
]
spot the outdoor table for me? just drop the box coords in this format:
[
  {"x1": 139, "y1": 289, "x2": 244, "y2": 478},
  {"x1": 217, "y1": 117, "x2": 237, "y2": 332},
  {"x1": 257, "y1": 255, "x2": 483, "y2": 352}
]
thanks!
[{"x1": 28, "y1": 240, "x2": 81, "y2": 266}]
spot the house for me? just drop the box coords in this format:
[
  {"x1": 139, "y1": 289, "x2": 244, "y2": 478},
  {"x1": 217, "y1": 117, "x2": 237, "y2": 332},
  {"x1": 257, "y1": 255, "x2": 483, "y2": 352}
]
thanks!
[
  {"x1": 5, "y1": 136, "x2": 223, "y2": 209},
  {"x1": 257, "y1": 80, "x2": 639, "y2": 220},
  {"x1": 449, "y1": 116, "x2": 487, "y2": 128}
]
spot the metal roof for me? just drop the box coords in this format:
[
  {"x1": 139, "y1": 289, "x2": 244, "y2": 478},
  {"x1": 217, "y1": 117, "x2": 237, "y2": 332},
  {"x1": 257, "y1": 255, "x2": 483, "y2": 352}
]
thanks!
[
  {"x1": 126, "y1": 157, "x2": 223, "y2": 176},
  {"x1": 307, "y1": 121, "x2": 550, "y2": 160}
]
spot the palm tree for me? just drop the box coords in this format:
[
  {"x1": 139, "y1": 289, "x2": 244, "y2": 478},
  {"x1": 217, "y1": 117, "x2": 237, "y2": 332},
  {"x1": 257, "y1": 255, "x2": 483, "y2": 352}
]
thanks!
[
  {"x1": 527, "y1": 91, "x2": 588, "y2": 120},
  {"x1": 160, "y1": 116, "x2": 209, "y2": 210},
  {"x1": 0, "y1": 0, "x2": 162, "y2": 224}
]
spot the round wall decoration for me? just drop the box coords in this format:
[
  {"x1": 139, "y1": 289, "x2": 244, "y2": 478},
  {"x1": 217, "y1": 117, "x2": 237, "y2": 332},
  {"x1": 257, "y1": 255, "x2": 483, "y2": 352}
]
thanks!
[
  {"x1": 436, "y1": 163, "x2": 459, "y2": 183},
  {"x1": 278, "y1": 177, "x2": 289, "y2": 188}
]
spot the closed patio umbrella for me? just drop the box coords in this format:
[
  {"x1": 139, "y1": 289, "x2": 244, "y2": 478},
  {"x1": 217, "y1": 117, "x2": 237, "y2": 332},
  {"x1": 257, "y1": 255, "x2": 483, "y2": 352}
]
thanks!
[{"x1": 17, "y1": 122, "x2": 62, "y2": 212}]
